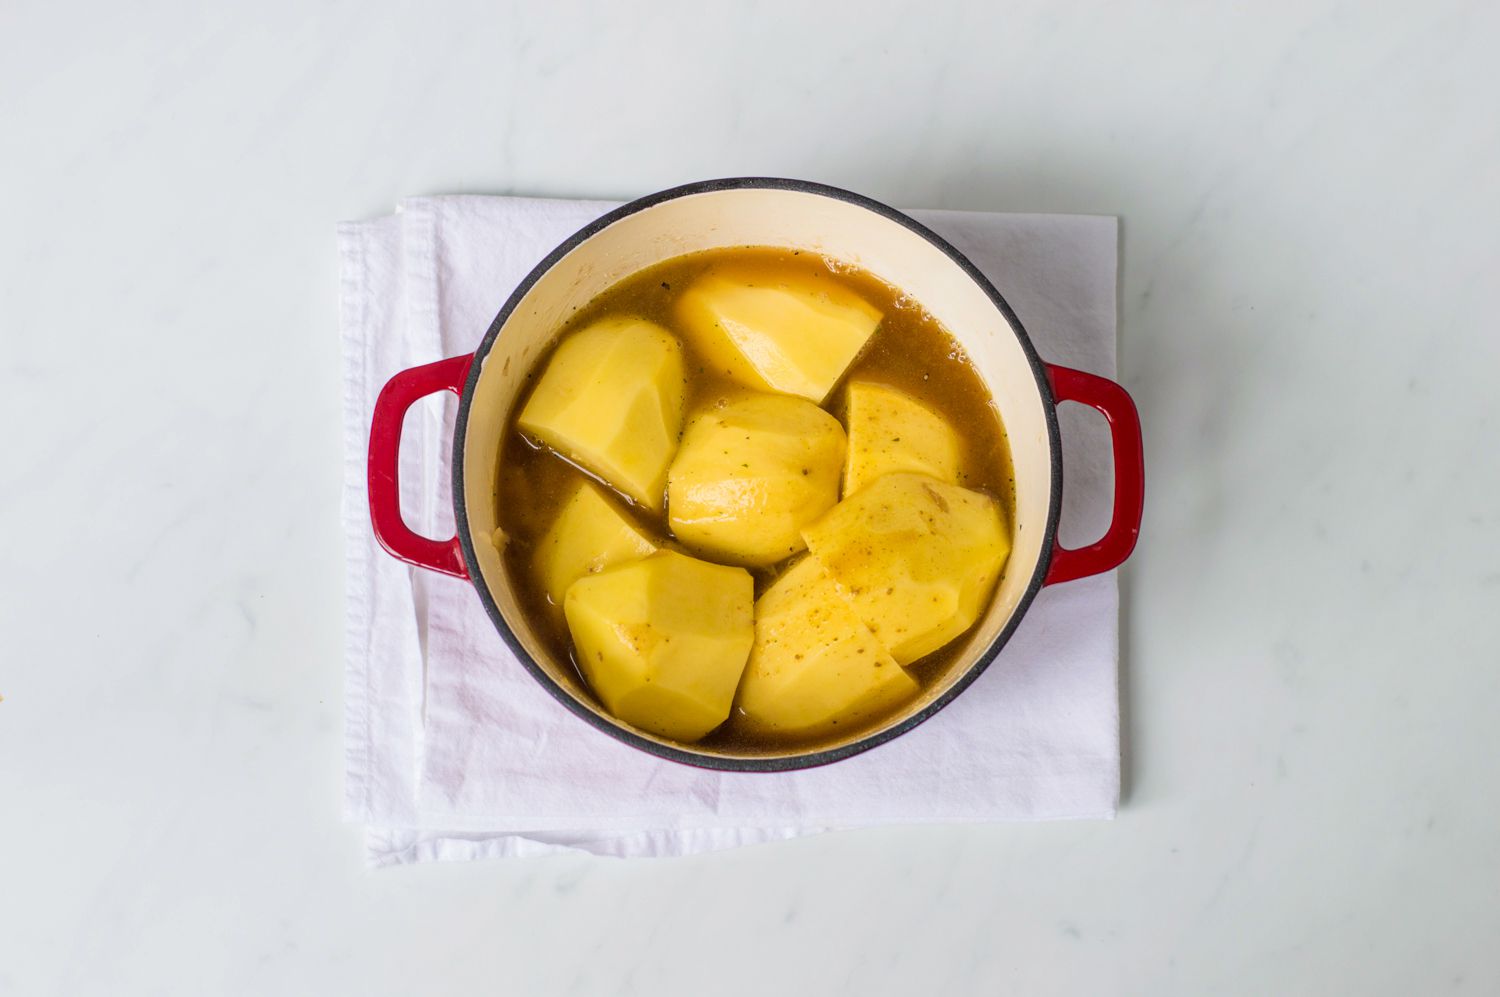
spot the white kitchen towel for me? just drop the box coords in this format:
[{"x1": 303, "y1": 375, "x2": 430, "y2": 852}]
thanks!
[{"x1": 339, "y1": 194, "x2": 1121, "y2": 866}]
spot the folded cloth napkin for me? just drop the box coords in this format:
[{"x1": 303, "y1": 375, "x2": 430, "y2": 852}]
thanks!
[{"x1": 339, "y1": 194, "x2": 1121, "y2": 865}]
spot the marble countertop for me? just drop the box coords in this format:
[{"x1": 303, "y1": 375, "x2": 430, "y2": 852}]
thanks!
[{"x1": 2, "y1": 1, "x2": 1497, "y2": 993}]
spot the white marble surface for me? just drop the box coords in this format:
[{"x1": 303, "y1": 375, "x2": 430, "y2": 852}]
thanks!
[{"x1": 2, "y1": 1, "x2": 1497, "y2": 993}]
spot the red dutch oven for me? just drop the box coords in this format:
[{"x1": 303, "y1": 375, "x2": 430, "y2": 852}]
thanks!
[{"x1": 367, "y1": 178, "x2": 1143, "y2": 771}]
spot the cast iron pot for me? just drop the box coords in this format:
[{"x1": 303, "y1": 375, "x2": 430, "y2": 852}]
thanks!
[{"x1": 367, "y1": 177, "x2": 1143, "y2": 771}]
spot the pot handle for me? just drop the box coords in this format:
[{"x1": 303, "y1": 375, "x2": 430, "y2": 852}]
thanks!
[
  {"x1": 367, "y1": 354, "x2": 473, "y2": 579},
  {"x1": 1043, "y1": 364, "x2": 1144, "y2": 585}
]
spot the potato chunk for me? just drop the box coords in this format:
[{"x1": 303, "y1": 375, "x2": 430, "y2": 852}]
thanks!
[
  {"x1": 735, "y1": 557, "x2": 918, "y2": 740},
  {"x1": 534, "y1": 479, "x2": 657, "y2": 611},
  {"x1": 674, "y1": 264, "x2": 882, "y2": 403},
  {"x1": 802, "y1": 473, "x2": 1010, "y2": 665},
  {"x1": 518, "y1": 316, "x2": 685, "y2": 510},
  {"x1": 564, "y1": 550, "x2": 754, "y2": 742},
  {"x1": 667, "y1": 392, "x2": 846, "y2": 567},
  {"x1": 843, "y1": 381, "x2": 964, "y2": 495}
]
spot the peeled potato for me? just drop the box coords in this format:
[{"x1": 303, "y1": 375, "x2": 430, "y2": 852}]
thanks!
[
  {"x1": 802, "y1": 473, "x2": 1010, "y2": 665},
  {"x1": 735, "y1": 556, "x2": 918, "y2": 740},
  {"x1": 843, "y1": 381, "x2": 964, "y2": 495},
  {"x1": 667, "y1": 392, "x2": 846, "y2": 567},
  {"x1": 517, "y1": 316, "x2": 685, "y2": 510},
  {"x1": 673, "y1": 264, "x2": 882, "y2": 403},
  {"x1": 534, "y1": 479, "x2": 657, "y2": 611},
  {"x1": 564, "y1": 550, "x2": 754, "y2": 743}
]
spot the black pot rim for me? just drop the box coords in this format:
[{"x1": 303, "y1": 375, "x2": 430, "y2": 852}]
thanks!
[{"x1": 452, "y1": 176, "x2": 1063, "y2": 773}]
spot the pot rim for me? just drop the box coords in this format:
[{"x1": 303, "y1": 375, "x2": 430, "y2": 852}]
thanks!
[{"x1": 451, "y1": 177, "x2": 1063, "y2": 772}]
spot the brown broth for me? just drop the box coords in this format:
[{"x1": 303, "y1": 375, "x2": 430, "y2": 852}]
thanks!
[{"x1": 496, "y1": 247, "x2": 1017, "y2": 753}]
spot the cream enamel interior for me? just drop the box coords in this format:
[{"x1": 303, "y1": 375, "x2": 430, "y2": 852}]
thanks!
[{"x1": 460, "y1": 188, "x2": 1056, "y2": 760}]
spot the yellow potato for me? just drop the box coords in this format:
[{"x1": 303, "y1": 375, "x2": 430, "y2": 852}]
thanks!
[
  {"x1": 673, "y1": 264, "x2": 882, "y2": 403},
  {"x1": 517, "y1": 316, "x2": 686, "y2": 510},
  {"x1": 843, "y1": 381, "x2": 964, "y2": 495},
  {"x1": 564, "y1": 550, "x2": 754, "y2": 743},
  {"x1": 534, "y1": 479, "x2": 657, "y2": 611},
  {"x1": 802, "y1": 473, "x2": 1010, "y2": 665},
  {"x1": 667, "y1": 392, "x2": 846, "y2": 567},
  {"x1": 735, "y1": 557, "x2": 918, "y2": 741}
]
